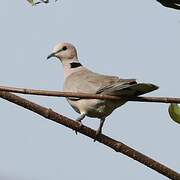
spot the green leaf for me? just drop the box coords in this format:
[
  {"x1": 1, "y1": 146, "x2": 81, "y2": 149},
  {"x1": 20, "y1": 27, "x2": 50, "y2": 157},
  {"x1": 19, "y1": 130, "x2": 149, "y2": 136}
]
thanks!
[
  {"x1": 168, "y1": 103, "x2": 180, "y2": 124},
  {"x1": 26, "y1": 0, "x2": 57, "y2": 5},
  {"x1": 26, "y1": 0, "x2": 42, "y2": 5}
]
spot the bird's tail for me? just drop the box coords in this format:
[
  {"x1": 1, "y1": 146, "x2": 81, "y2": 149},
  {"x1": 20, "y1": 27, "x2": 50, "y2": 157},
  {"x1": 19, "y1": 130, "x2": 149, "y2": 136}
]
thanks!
[{"x1": 102, "y1": 83, "x2": 158, "y2": 97}]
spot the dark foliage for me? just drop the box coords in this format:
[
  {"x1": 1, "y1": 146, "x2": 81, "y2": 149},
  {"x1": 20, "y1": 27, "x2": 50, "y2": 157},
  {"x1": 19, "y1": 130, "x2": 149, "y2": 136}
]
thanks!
[{"x1": 157, "y1": 0, "x2": 180, "y2": 10}]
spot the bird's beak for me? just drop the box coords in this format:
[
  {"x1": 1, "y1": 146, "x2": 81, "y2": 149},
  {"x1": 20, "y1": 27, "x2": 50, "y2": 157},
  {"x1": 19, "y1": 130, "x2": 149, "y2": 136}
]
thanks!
[{"x1": 47, "y1": 52, "x2": 56, "y2": 59}]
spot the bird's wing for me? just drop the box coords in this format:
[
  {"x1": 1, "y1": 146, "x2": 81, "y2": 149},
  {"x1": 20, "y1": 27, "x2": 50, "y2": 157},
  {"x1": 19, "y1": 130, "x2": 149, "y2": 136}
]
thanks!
[
  {"x1": 64, "y1": 68, "x2": 134, "y2": 94},
  {"x1": 98, "y1": 83, "x2": 158, "y2": 96},
  {"x1": 64, "y1": 68, "x2": 158, "y2": 100}
]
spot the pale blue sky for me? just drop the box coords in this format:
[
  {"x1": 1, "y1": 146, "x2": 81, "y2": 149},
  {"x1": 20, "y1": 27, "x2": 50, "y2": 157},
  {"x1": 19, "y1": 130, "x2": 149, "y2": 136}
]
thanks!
[{"x1": 0, "y1": 1, "x2": 179, "y2": 179}]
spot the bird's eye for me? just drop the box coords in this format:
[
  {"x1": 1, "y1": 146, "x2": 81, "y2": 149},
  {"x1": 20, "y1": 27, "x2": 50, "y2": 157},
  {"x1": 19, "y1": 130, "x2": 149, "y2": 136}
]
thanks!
[{"x1": 62, "y1": 46, "x2": 67, "y2": 51}]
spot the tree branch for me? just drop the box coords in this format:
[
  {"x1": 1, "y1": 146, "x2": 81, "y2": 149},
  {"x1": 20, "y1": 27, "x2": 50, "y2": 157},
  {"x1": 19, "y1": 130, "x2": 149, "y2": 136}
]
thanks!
[
  {"x1": 0, "y1": 85, "x2": 180, "y2": 103},
  {"x1": 0, "y1": 91, "x2": 179, "y2": 179}
]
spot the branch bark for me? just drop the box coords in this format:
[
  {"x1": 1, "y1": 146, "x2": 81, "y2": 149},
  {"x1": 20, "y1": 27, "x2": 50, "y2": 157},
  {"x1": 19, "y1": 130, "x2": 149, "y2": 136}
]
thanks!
[
  {"x1": 0, "y1": 85, "x2": 180, "y2": 103},
  {"x1": 0, "y1": 91, "x2": 179, "y2": 180}
]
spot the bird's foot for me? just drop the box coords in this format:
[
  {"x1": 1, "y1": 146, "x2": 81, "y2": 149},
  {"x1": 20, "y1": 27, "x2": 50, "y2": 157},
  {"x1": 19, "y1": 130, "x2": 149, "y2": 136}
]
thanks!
[
  {"x1": 93, "y1": 129, "x2": 102, "y2": 142},
  {"x1": 75, "y1": 120, "x2": 83, "y2": 135},
  {"x1": 74, "y1": 113, "x2": 86, "y2": 135},
  {"x1": 93, "y1": 118, "x2": 105, "y2": 142}
]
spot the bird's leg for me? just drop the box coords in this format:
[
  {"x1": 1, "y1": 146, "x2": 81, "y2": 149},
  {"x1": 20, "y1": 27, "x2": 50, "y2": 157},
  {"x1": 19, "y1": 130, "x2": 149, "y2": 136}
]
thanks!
[
  {"x1": 75, "y1": 113, "x2": 86, "y2": 134},
  {"x1": 94, "y1": 118, "x2": 105, "y2": 142}
]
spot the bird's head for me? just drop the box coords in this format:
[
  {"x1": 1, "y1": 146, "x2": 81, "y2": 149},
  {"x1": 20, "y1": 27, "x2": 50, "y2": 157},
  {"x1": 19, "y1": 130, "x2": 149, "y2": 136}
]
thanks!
[{"x1": 47, "y1": 42, "x2": 78, "y2": 62}]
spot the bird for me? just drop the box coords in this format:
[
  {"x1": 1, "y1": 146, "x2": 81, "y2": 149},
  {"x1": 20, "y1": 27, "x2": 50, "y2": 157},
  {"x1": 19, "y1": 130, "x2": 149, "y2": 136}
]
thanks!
[
  {"x1": 156, "y1": 0, "x2": 180, "y2": 10},
  {"x1": 47, "y1": 42, "x2": 158, "y2": 140}
]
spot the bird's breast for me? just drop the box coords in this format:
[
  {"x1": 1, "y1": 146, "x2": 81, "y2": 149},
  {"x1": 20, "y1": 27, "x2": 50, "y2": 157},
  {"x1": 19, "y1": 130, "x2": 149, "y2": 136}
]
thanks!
[{"x1": 67, "y1": 98, "x2": 126, "y2": 118}]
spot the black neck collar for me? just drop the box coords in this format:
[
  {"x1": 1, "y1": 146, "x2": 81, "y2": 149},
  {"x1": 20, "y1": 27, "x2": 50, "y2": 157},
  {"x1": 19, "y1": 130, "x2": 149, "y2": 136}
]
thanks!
[{"x1": 70, "y1": 62, "x2": 82, "y2": 68}]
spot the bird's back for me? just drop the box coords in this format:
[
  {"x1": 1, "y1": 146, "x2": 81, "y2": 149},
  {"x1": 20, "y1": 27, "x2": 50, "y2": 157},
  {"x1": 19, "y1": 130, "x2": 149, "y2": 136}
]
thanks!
[{"x1": 64, "y1": 68, "x2": 137, "y2": 94}]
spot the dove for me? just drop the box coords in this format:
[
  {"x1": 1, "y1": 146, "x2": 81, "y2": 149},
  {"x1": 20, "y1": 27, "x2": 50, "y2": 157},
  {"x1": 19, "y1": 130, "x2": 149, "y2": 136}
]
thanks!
[{"x1": 47, "y1": 42, "x2": 158, "y2": 140}]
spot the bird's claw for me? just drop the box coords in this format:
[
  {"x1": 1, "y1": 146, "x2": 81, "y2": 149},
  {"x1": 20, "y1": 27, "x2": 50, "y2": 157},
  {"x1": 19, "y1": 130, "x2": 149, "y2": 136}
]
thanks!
[
  {"x1": 74, "y1": 121, "x2": 83, "y2": 135},
  {"x1": 93, "y1": 129, "x2": 101, "y2": 142},
  {"x1": 74, "y1": 114, "x2": 86, "y2": 135},
  {"x1": 93, "y1": 118, "x2": 104, "y2": 142}
]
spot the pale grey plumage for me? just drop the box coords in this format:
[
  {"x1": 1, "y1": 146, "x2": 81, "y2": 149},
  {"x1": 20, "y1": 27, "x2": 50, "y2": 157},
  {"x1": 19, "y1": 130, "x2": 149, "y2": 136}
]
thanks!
[
  {"x1": 64, "y1": 67, "x2": 157, "y2": 118},
  {"x1": 47, "y1": 42, "x2": 158, "y2": 139}
]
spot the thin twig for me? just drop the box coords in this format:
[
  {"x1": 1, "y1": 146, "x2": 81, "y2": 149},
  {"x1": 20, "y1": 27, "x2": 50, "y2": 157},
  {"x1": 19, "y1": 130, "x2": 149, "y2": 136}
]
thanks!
[
  {"x1": 0, "y1": 91, "x2": 179, "y2": 179},
  {"x1": 0, "y1": 85, "x2": 180, "y2": 103}
]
